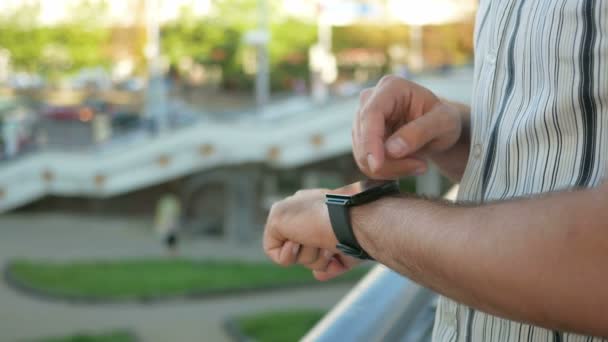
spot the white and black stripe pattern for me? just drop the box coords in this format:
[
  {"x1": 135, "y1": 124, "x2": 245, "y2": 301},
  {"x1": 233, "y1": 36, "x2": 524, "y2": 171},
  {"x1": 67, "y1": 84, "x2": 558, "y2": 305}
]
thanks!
[{"x1": 432, "y1": 0, "x2": 608, "y2": 341}]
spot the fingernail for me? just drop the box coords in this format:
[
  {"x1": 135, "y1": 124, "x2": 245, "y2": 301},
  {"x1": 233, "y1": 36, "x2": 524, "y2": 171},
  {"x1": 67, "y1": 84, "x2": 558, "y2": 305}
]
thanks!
[
  {"x1": 367, "y1": 154, "x2": 378, "y2": 172},
  {"x1": 386, "y1": 137, "x2": 408, "y2": 157},
  {"x1": 323, "y1": 250, "x2": 333, "y2": 260},
  {"x1": 414, "y1": 166, "x2": 427, "y2": 175},
  {"x1": 292, "y1": 244, "x2": 301, "y2": 255}
]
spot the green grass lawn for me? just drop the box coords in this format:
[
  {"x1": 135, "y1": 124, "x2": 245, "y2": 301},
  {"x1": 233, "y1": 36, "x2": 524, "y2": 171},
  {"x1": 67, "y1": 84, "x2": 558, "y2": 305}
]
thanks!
[
  {"x1": 235, "y1": 310, "x2": 326, "y2": 342},
  {"x1": 8, "y1": 259, "x2": 367, "y2": 301},
  {"x1": 31, "y1": 330, "x2": 135, "y2": 342}
]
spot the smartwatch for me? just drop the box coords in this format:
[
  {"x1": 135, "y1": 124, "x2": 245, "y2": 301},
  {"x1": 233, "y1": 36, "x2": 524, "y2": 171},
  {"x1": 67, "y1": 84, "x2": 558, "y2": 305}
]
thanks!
[{"x1": 325, "y1": 179, "x2": 400, "y2": 260}]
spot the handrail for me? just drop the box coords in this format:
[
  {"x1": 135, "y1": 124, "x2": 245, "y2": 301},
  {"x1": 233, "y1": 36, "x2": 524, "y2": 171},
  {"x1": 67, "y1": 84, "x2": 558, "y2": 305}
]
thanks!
[{"x1": 303, "y1": 186, "x2": 459, "y2": 342}]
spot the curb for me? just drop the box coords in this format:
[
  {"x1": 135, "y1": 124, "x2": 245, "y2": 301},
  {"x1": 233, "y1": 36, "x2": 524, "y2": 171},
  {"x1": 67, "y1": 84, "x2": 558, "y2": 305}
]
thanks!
[
  {"x1": 222, "y1": 317, "x2": 254, "y2": 342},
  {"x1": 28, "y1": 329, "x2": 140, "y2": 342},
  {"x1": 3, "y1": 262, "x2": 364, "y2": 306}
]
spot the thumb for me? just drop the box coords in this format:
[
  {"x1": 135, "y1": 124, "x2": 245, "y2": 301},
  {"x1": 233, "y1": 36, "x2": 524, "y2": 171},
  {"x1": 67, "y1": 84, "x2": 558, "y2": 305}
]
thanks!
[{"x1": 384, "y1": 106, "x2": 448, "y2": 159}]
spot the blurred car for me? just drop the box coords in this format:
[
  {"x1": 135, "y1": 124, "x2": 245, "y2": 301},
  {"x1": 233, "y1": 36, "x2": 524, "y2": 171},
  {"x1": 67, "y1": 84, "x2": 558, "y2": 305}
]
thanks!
[
  {"x1": 42, "y1": 105, "x2": 95, "y2": 122},
  {"x1": 111, "y1": 109, "x2": 142, "y2": 132},
  {"x1": 42, "y1": 100, "x2": 143, "y2": 136},
  {"x1": 84, "y1": 99, "x2": 142, "y2": 132}
]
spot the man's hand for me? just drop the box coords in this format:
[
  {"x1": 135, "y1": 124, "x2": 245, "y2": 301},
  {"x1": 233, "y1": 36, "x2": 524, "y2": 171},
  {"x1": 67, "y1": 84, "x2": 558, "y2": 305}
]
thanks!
[
  {"x1": 263, "y1": 189, "x2": 362, "y2": 280},
  {"x1": 263, "y1": 189, "x2": 336, "y2": 265},
  {"x1": 354, "y1": 75, "x2": 463, "y2": 179}
]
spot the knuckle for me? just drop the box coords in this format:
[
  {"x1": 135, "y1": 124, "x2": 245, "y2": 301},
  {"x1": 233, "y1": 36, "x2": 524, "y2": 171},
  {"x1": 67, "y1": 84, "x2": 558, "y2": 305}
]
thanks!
[
  {"x1": 359, "y1": 106, "x2": 371, "y2": 119},
  {"x1": 294, "y1": 189, "x2": 312, "y2": 197},
  {"x1": 269, "y1": 202, "x2": 280, "y2": 215},
  {"x1": 298, "y1": 250, "x2": 318, "y2": 265},
  {"x1": 359, "y1": 88, "x2": 373, "y2": 104},
  {"x1": 408, "y1": 122, "x2": 426, "y2": 142},
  {"x1": 444, "y1": 111, "x2": 459, "y2": 131},
  {"x1": 440, "y1": 117, "x2": 454, "y2": 134},
  {"x1": 360, "y1": 88, "x2": 373, "y2": 97},
  {"x1": 360, "y1": 134, "x2": 375, "y2": 150},
  {"x1": 269, "y1": 201, "x2": 285, "y2": 221},
  {"x1": 378, "y1": 74, "x2": 403, "y2": 87},
  {"x1": 433, "y1": 110, "x2": 450, "y2": 126},
  {"x1": 359, "y1": 104, "x2": 382, "y2": 124},
  {"x1": 309, "y1": 262, "x2": 328, "y2": 272}
]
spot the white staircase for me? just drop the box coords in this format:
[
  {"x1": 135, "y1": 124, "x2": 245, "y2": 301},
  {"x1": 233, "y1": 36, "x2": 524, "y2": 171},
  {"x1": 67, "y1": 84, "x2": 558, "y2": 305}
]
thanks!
[{"x1": 0, "y1": 70, "x2": 473, "y2": 212}]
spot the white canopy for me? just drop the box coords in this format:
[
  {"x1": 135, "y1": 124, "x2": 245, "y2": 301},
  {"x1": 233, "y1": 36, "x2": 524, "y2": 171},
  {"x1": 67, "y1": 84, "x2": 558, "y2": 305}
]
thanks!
[{"x1": 387, "y1": 0, "x2": 477, "y2": 26}]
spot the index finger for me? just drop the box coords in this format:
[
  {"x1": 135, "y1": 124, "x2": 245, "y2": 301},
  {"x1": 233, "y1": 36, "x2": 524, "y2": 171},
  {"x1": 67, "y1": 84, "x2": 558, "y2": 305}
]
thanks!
[
  {"x1": 263, "y1": 208, "x2": 286, "y2": 264},
  {"x1": 359, "y1": 97, "x2": 387, "y2": 174},
  {"x1": 358, "y1": 77, "x2": 412, "y2": 174},
  {"x1": 263, "y1": 232, "x2": 284, "y2": 264}
]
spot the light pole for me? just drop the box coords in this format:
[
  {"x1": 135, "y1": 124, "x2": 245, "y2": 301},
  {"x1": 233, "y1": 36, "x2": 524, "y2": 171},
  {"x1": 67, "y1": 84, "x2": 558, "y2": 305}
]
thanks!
[
  {"x1": 144, "y1": 0, "x2": 168, "y2": 133},
  {"x1": 255, "y1": 0, "x2": 271, "y2": 114},
  {"x1": 310, "y1": 1, "x2": 336, "y2": 104},
  {"x1": 408, "y1": 24, "x2": 424, "y2": 72}
]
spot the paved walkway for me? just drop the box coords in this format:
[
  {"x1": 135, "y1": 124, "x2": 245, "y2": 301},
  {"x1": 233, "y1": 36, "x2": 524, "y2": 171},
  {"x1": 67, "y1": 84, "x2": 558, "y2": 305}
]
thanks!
[{"x1": 0, "y1": 213, "x2": 354, "y2": 342}]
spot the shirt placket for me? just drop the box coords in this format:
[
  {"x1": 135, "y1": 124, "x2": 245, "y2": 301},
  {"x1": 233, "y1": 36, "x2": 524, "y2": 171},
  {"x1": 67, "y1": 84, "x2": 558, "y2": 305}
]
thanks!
[{"x1": 469, "y1": 1, "x2": 508, "y2": 202}]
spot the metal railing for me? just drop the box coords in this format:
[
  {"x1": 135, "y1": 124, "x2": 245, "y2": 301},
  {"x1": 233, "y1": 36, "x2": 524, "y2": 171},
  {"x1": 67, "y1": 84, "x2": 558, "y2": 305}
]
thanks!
[{"x1": 303, "y1": 186, "x2": 459, "y2": 342}]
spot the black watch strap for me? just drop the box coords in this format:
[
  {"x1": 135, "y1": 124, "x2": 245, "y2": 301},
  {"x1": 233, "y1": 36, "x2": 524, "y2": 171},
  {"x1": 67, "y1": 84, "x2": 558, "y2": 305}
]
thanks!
[{"x1": 326, "y1": 199, "x2": 373, "y2": 260}]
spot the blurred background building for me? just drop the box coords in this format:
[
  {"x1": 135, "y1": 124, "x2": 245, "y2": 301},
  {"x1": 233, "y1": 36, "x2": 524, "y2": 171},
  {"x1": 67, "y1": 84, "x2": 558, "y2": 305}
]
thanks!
[{"x1": 0, "y1": 1, "x2": 475, "y2": 341}]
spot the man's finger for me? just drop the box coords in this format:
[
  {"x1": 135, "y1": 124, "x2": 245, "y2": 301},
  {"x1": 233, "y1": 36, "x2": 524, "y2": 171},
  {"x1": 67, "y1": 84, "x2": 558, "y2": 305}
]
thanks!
[
  {"x1": 354, "y1": 88, "x2": 376, "y2": 175},
  {"x1": 359, "y1": 91, "x2": 390, "y2": 173},
  {"x1": 359, "y1": 113, "x2": 386, "y2": 173},
  {"x1": 358, "y1": 76, "x2": 416, "y2": 173},
  {"x1": 263, "y1": 234, "x2": 284, "y2": 265},
  {"x1": 263, "y1": 201, "x2": 287, "y2": 264},
  {"x1": 302, "y1": 249, "x2": 333, "y2": 272},
  {"x1": 364, "y1": 157, "x2": 428, "y2": 180},
  {"x1": 278, "y1": 241, "x2": 300, "y2": 267},
  {"x1": 359, "y1": 87, "x2": 374, "y2": 106},
  {"x1": 384, "y1": 107, "x2": 447, "y2": 159},
  {"x1": 297, "y1": 246, "x2": 320, "y2": 265},
  {"x1": 352, "y1": 112, "x2": 370, "y2": 175},
  {"x1": 313, "y1": 257, "x2": 349, "y2": 282}
]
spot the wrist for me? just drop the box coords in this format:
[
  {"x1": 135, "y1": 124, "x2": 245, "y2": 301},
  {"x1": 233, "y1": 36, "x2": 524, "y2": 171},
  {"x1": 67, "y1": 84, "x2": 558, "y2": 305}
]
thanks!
[
  {"x1": 349, "y1": 194, "x2": 447, "y2": 260},
  {"x1": 320, "y1": 198, "x2": 340, "y2": 251},
  {"x1": 348, "y1": 196, "x2": 394, "y2": 260},
  {"x1": 325, "y1": 181, "x2": 400, "y2": 259}
]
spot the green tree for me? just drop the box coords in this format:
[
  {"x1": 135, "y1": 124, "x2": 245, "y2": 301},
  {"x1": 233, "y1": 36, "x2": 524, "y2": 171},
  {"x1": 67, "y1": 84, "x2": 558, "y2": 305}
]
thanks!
[
  {"x1": 0, "y1": 0, "x2": 110, "y2": 77},
  {"x1": 162, "y1": 1, "x2": 316, "y2": 91}
]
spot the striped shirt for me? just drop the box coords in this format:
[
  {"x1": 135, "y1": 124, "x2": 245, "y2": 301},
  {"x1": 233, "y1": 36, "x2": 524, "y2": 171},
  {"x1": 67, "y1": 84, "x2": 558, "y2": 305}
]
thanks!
[{"x1": 433, "y1": 0, "x2": 608, "y2": 341}]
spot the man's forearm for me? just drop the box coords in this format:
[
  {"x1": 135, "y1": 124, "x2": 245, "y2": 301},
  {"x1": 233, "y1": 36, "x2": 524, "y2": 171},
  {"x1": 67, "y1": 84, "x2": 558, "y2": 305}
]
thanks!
[
  {"x1": 429, "y1": 101, "x2": 471, "y2": 182},
  {"x1": 351, "y1": 185, "x2": 608, "y2": 336}
]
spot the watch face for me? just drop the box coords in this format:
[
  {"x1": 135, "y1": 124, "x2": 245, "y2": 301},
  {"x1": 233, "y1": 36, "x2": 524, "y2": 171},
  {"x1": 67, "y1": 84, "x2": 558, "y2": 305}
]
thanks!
[{"x1": 331, "y1": 179, "x2": 397, "y2": 196}]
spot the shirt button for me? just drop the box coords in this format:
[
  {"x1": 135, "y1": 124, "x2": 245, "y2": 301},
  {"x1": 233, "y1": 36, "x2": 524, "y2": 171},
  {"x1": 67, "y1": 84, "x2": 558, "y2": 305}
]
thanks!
[
  {"x1": 485, "y1": 53, "x2": 497, "y2": 65},
  {"x1": 473, "y1": 144, "x2": 483, "y2": 159}
]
